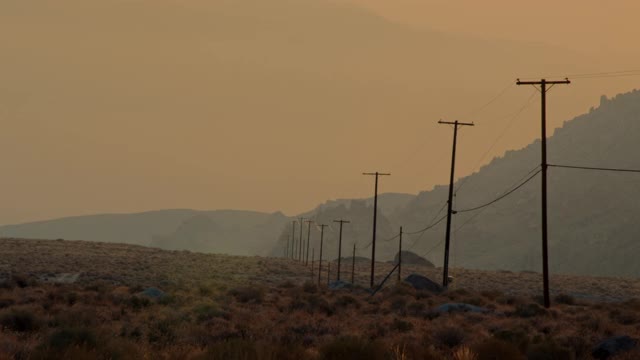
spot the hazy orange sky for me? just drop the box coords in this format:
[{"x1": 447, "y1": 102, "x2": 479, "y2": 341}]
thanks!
[{"x1": 1, "y1": 0, "x2": 638, "y2": 224}]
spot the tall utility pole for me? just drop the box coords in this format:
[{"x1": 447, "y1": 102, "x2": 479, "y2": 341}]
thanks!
[
  {"x1": 517, "y1": 78, "x2": 571, "y2": 308},
  {"x1": 317, "y1": 224, "x2": 328, "y2": 285},
  {"x1": 286, "y1": 236, "x2": 289, "y2": 258},
  {"x1": 351, "y1": 243, "x2": 356, "y2": 284},
  {"x1": 305, "y1": 220, "x2": 314, "y2": 265},
  {"x1": 298, "y1": 217, "x2": 305, "y2": 262},
  {"x1": 363, "y1": 171, "x2": 390, "y2": 288},
  {"x1": 333, "y1": 219, "x2": 350, "y2": 281},
  {"x1": 439, "y1": 120, "x2": 474, "y2": 288},
  {"x1": 290, "y1": 220, "x2": 296, "y2": 259},
  {"x1": 397, "y1": 227, "x2": 403, "y2": 282}
]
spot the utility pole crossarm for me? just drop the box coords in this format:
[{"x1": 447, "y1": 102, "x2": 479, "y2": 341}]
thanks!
[
  {"x1": 516, "y1": 78, "x2": 571, "y2": 85},
  {"x1": 438, "y1": 120, "x2": 474, "y2": 126},
  {"x1": 362, "y1": 172, "x2": 391, "y2": 176}
]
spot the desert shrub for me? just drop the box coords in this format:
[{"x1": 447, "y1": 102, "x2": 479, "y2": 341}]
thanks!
[
  {"x1": 387, "y1": 283, "x2": 416, "y2": 298},
  {"x1": 609, "y1": 308, "x2": 639, "y2": 325},
  {"x1": 198, "y1": 339, "x2": 305, "y2": 360},
  {"x1": 480, "y1": 290, "x2": 504, "y2": 301},
  {"x1": 452, "y1": 346, "x2": 478, "y2": 360},
  {"x1": 198, "y1": 284, "x2": 213, "y2": 296},
  {"x1": 462, "y1": 296, "x2": 487, "y2": 307},
  {"x1": 194, "y1": 304, "x2": 229, "y2": 323},
  {"x1": 278, "y1": 280, "x2": 296, "y2": 289},
  {"x1": 306, "y1": 294, "x2": 334, "y2": 316},
  {"x1": 319, "y1": 336, "x2": 387, "y2": 360},
  {"x1": 46, "y1": 327, "x2": 98, "y2": 351},
  {"x1": 0, "y1": 310, "x2": 40, "y2": 332},
  {"x1": 407, "y1": 301, "x2": 426, "y2": 316},
  {"x1": 391, "y1": 318, "x2": 414, "y2": 333},
  {"x1": 526, "y1": 340, "x2": 574, "y2": 360},
  {"x1": 128, "y1": 296, "x2": 151, "y2": 310},
  {"x1": 148, "y1": 318, "x2": 178, "y2": 345},
  {"x1": 0, "y1": 299, "x2": 15, "y2": 309},
  {"x1": 554, "y1": 294, "x2": 576, "y2": 305},
  {"x1": 229, "y1": 286, "x2": 265, "y2": 303},
  {"x1": 493, "y1": 329, "x2": 530, "y2": 352},
  {"x1": 433, "y1": 326, "x2": 466, "y2": 348},
  {"x1": 496, "y1": 294, "x2": 526, "y2": 306},
  {"x1": 472, "y1": 338, "x2": 523, "y2": 360},
  {"x1": 514, "y1": 303, "x2": 547, "y2": 318},
  {"x1": 446, "y1": 288, "x2": 470, "y2": 301},
  {"x1": 389, "y1": 296, "x2": 408, "y2": 315},
  {"x1": 303, "y1": 281, "x2": 317, "y2": 293},
  {"x1": 334, "y1": 295, "x2": 359, "y2": 309}
]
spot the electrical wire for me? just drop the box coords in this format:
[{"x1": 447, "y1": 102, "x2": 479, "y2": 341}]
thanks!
[
  {"x1": 454, "y1": 88, "x2": 538, "y2": 195},
  {"x1": 548, "y1": 164, "x2": 640, "y2": 173},
  {"x1": 455, "y1": 168, "x2": 541, "y2": 213}
]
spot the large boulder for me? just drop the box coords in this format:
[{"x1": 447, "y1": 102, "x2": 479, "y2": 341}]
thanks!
[
  {"x1": 592, "y1": 336, "x2": 638, "y2": 359},
  {"x1": 404, "y1": 274, "x2": 442, "y2": 293},
  {"x1": 394, "y1": 251, "x2": 435, "y2": 267},
  {"x1": 139, "y1": 287, "x2": 167, "y2": 300}
]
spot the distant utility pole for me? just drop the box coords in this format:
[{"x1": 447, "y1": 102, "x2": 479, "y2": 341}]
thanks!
[
  {"x1": 351, "y1": 243, "x2": 356, "y2": 284},
  {"x1": 305, "y1": 220, "x2": 314, "y2": 266},
  {"x1": 327, "y1": 261, "x2": 331, "y2": 286},
  {"x1": 517, "y1": 77, "x2": 571, "y2": 308},
  {"x1": 363, "y1": 171, "x2": 390, "y2": 288},
  {"x1": 285, "y1": 236, "x2": 289, "y2": 258},
  {"x1": 439, "y1": 120, "x2": 474, "y2": 288},
  {"x1": 290, "y1": 220, "x2": 297, "y2": 260},
  {"x1": 398, "y1": 227, "x2": 403, "y2": 282},
  {"x1": 333, "y1": 219, "x2": 350, "y2": 282},
  {"x1": 298, "y1": 217, "x2": 305, "y2": 262},
  {"x1": 311, "y1": 248, "x2": 315, "y2": 277},
  {"x1": 317, "y1": 224, "x2": 328, "y2": 285}
]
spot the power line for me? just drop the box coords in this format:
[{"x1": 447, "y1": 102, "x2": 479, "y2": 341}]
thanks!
[
  {"x1": 404, "y1": 214, "x2": 448, "y2": 236},
  {"x1": 548, "y1": 164, "x2": 640, "y2": 173},
  {"x1": 455, "y1": 88, "x2": 538, "y2": 195},
  {"x1": 455, "y1": 168, "x2": 541, "y2": 213}
]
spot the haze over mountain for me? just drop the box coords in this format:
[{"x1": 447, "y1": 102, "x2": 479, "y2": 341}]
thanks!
[
  {"x1": 274, "y1": 89, "x2": 640, "y2": 278},
  {"x1": 1, "y1": 0, "x2": 637, "y2": 225},
  {"x1": 3, "y1": 89, "x2": 639, "y2": 277}
]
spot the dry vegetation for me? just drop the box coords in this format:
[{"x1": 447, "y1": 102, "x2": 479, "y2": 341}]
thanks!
[{"x1": 1, "y1": 238, "x2": 640, "y2": 359}]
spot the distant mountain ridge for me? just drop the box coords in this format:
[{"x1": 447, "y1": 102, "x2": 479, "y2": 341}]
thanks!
[{"x1": 3, "y1": 90, "x2": 640, "y2": 277}]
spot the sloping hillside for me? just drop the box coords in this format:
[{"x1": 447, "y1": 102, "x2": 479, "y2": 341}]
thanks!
[
  {"x1": 0, "y1": 209, "x2": 289, "y2": 256},
  {"x1": 388, "y1": 90, "x2": 640, "y2": 277}
]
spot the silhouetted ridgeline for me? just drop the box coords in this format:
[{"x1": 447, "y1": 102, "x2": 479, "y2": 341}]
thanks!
[{"x1": 276, "y1": 89, "x2": 640, "y2": 277}]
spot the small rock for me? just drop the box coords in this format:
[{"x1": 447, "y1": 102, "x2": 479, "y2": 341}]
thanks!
[
  {"x1": 435, "y1": 303, "x2": 489, "y2": 314},
  {"x1": 592, "y1": 336, "x2": 638, "y2": 359},
  {"x1": 328, "y1": 280, "x2": 353, "y2": 290},
  {"x1": 139, "y1": 287, "x2": 167, "y2": 299},
  {"x1": 404, "y1": 274, "x2": 442, "y2": 293}
]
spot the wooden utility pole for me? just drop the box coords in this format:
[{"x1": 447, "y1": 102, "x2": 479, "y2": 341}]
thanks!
[
  {"x1": 439, "y1": 120, "x2": 474, "y2": 288},
  {"x1": 398, "y1": 227, "x2": 403, "y2": 282},
  {"x1": 311, "y1": 248, "x2": 315, "y2": 277},
  {"x1": 351, "y1": 243, "x2": 356, "y2": 284},
  {"x1": 317, "y1": 224, "x2": 328, "y2": 285},
  {"x1": 298, "y1": 217, "x2": 305, "y2": 262},
  {"x1": 517, "y1": 78, "x2": 570, "y2": 308},
  {"x1": 363, "y1": 171, "x2": 390, "y2": 288},
  {"x1": 333, "y1": 219, "x2": 350, "y2": 281},
  {"x1": 291, "y1": 220, "x2": 297, "y2": 260},
  {"x1": 327, "y1": 261, "x2": 331, "y2": 286},
  {"x1": 286, "y1": 236, "x2": 289, "y2": 258},
  {"x1": 305, "y1": 219, "x2": 314, "y2": 266}
]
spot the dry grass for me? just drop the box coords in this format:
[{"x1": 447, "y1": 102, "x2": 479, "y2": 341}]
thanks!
[{"x1": 1, "y1": 237, "x2": 640, "y2": 359}]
